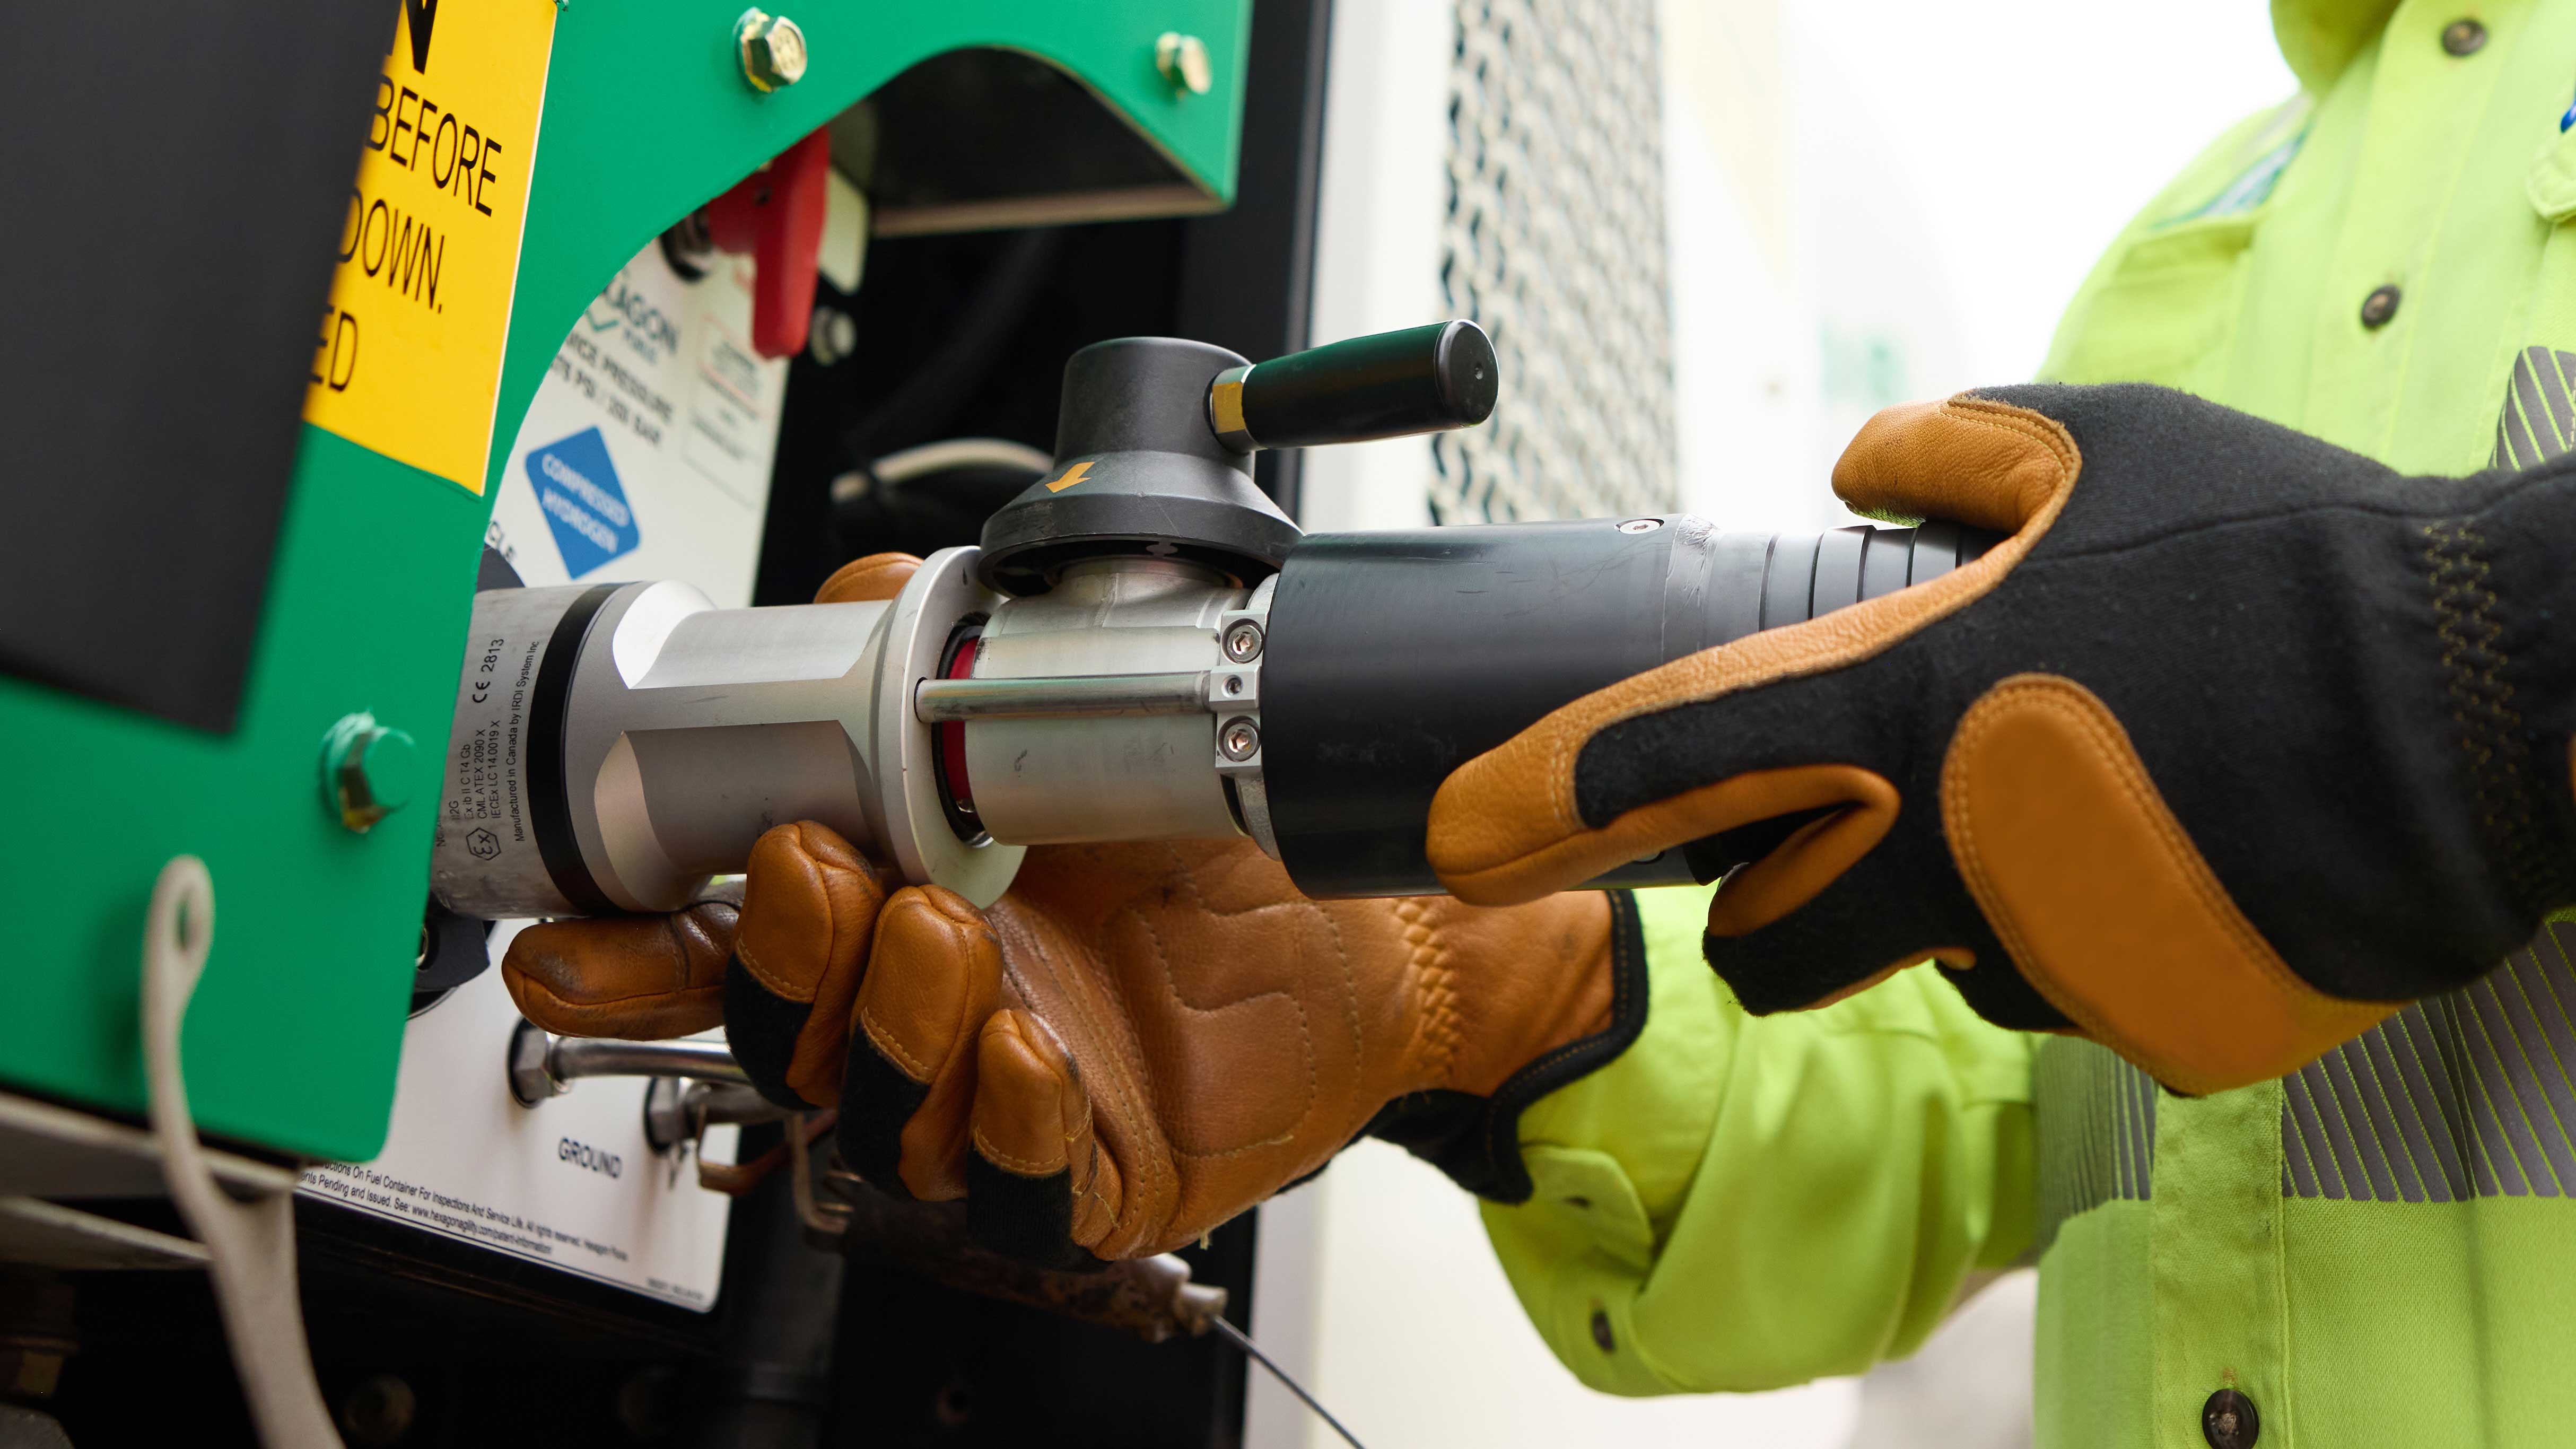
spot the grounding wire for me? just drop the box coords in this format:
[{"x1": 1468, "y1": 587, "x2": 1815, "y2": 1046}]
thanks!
[{"x1": 1209, "y1": 1314, "x2": 1370, "y2": 1449}]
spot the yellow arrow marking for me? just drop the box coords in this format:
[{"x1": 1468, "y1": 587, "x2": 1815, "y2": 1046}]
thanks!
[{"x1": 1044, "y1": 460, "x2": 1095, "y2": 493}]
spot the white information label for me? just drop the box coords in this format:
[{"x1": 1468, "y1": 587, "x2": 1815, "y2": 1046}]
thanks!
[
  {"x1": 299, "y1": 236, "x2": 803, "y2": 1309},
  {"x1": 484, "y1": 237, "x2": 791, "y2": 608},
  {"x1": 299, "y1": 942, "x2": 741, "y2": 1311}
]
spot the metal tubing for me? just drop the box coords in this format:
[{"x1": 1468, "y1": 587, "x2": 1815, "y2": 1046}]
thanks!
[
  {"x1": 548, "y1": 1037, "x2": 750, "y2": 1087},
  {"x1": 913, "y1": 670, "x2": 1212, "y2": 722}
]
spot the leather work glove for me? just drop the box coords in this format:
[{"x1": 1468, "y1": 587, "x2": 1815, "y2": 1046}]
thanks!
[
  {"x1": 503, "y1": 556, "x2": 1646, "y2": 1265},
  {"x1": 1428, "y1": 385, "x2": 2576, "y2": 1095}
]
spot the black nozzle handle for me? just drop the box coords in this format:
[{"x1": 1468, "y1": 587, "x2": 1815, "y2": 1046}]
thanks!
[{"x1": 1208, "y1": 320, "x2": 1499, "y2": 452}]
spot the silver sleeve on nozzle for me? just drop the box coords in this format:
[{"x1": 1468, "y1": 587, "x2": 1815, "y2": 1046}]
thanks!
[
  {"x1": 430, "y1": 549, "x2": 1269, "y2": 920},
  {"x1": 431, "y1": 548, "x2": 1029, "y2": 917}
]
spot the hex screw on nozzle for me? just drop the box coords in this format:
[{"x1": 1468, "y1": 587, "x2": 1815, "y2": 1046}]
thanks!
[
  {"x1": 1219, "y1": 718, "x2": 1262, "y2": 762},
  {"x1": 1222, "y1": 619, "x2": 1264, "y2": 662}
]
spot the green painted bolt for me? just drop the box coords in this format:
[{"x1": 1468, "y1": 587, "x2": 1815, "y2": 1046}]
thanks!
[{"x1": 321, "y1": 712, "x2": 420, "y2": 834}]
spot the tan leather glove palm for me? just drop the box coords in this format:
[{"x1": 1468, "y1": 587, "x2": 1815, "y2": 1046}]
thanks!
[{"x1": 502, "y1": 557, "x2": 1645, "y2": 1266}]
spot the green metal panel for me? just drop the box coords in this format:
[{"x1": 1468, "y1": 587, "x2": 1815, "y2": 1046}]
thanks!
[
  {"x1": 0, "y1": 0, "x2": 1248, "y2": 1162},
  {"x1": 497, "y1": 0, "x2": 1252, "y2": 485}
]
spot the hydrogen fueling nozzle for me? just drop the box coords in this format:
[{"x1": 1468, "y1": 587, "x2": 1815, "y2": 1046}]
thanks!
[{"x1": 431, "y1": 322, "x2": 1994, "y2": 919}]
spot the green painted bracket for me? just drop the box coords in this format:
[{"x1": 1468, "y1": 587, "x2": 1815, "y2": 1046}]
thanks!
[
  {"x1": 495, "y1": 0, "x2": 1252, "y2": 493},
  {"x1": 0, "y1": 0, "x2": 1248, "y2": 1163}
]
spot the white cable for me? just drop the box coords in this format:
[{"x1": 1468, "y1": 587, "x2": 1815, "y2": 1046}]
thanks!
[
  {"x1": 831, "y1": 437, "x2": 1053, "y2": 503},
  {"x1": 142, "y1": 856, "x2": 344, "y2": 1449}
]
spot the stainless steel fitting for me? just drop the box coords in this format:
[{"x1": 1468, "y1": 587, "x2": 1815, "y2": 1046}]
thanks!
[{"x1": 435, "y1": 548, "x2": 1278, "y2": 921}]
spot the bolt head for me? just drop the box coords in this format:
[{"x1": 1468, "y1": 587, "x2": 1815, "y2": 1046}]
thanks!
[
  {"x1": 508, "y1": 1019, "x2": 563, "y2": 1106},
  {"x1": 736, "y1": 8, "x2": 807, "y2": 92},
  {"x1": 808, "y1": 306, "x2": 857, "y2": 366},
  {"x1": 1156, "y1": 31, "x2": 1213, "y2": 95},
  {"x1": 322, "y1": 712, "x2": 417, "y2": 833},
  {"x1": 355, "y1": 728, "x2": 418, "y2": 811},
  {"x1": 1219, "y1": 717, "x2": 1262, "y2": 762},
  {"x1": 1222, "y1": 619, "x2": 1264, "y2": 662},
  {"x1": 1616, "y1": 518, "x2": 1662, "y2": 534}
]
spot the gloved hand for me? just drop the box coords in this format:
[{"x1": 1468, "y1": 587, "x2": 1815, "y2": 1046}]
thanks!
[
  {"x1": 1428, "y1": 384, "x2": 2576, "y2": 1094},
  {"x1": 502, "y1": 556, "x2": 1645, "y2": 1265}
]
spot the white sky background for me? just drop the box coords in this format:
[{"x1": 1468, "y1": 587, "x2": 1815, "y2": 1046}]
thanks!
[
  {"x1": 1798, "y1": 0, "x2": 2297, "y2": 385},
  {"x1": 1667, "y1": 0, "x2": 2297, "y2": 528}
]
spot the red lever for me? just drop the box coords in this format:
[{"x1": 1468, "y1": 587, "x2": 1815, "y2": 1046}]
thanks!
[{"x1": 704, "y1": 129, "x2": 832, "y2": 359}]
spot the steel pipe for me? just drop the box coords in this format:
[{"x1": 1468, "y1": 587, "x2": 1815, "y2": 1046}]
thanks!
[
  {"x1": 913, "y1": 671, "x2": 1212, "y2": 722},
  {"x1": 508, "y1": 1022, "x2": 749, "y2": 1106}
]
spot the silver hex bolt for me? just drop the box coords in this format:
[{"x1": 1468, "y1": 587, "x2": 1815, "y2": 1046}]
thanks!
[
  {"x1": 507, "y1": 1020, "x2": 565, "y2": 1106},
  {"x1": 1219, "y1": 717, "x2": 1262, "y2": 762},
  {"x1": 1222, "y1": 618, "x2": 1264, "y2": 662},
  {"x1": 1156, "y1": 31, "x2": 1213, "y2": 95},
  {"x1": 736, "y1": 8, "x2": 808, "y2": 92}
]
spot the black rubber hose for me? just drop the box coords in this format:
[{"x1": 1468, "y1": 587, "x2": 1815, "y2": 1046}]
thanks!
[{"x1": 837, "y1": 228, "x2": 1063, "y2": 467}]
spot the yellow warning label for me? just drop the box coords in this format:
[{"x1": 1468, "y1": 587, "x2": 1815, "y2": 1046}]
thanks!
[{"x1": 302, "y1": 0, "x2": 557, "y2": 493}]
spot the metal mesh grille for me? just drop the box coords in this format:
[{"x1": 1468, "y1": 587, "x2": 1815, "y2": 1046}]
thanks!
[{"x1": 1434, "y1": 0, "x2": 1679, "y2": 523}]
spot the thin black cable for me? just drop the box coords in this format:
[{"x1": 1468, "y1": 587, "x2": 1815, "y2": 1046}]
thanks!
[{"x1": 1209, "y1": 1315, "x2": 1369, "y2": 1449}]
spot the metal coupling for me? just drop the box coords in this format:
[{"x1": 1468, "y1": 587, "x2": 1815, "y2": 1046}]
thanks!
[{"x1": 735, "y1": 8, "x2": 808, "y2": 92}]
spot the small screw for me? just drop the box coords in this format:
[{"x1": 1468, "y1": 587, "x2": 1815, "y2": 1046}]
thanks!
[
  {"x1": 1224, "y1": 675, "x2": 1244, "y2": 695},
  {"x1": 1156, "y1": 32, "x2": 1213, "y2": 95},
  {"x1": 735, "y1": 8, "x2": 808, "y2": 92},
  {"x1": 1219, "y1": 717, "x2": 1262, "y2": 762},
  {"x1": 1222, "y1": 619, "x2": 1264, "y2": 662},
  {"x1": 809, "y1": 306, "x2": 857, "y2": 366},
  {"x1": 1616, "y1": 518, "x2": 1662, "y2": 534}
]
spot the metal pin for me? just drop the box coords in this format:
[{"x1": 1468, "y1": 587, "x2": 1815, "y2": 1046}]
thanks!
[{"x1": 915, "y1": 671, "x2": 1212, "y2": 722}]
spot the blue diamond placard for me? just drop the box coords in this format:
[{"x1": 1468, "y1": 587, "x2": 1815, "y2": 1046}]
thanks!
[{"x1": 526, "y1": 426, "x2": 641, "y2": 577}]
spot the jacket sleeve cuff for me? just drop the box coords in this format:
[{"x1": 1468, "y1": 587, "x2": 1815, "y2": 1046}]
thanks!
[
  {"x1": 1365, "y1": 891, "x2": 1654, "y2": 1202},
  {"x1": 1481, "y1": 882, "x2": 2043, "y2": 1394}
]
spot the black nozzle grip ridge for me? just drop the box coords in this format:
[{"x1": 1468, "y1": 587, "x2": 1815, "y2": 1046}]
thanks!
[{"x1": 1212, "y1": 320, "x2": 1499, "y2": 452}]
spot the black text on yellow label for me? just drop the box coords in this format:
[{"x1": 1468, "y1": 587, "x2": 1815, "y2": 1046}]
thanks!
[{"x1": 303, "y1": 0, "x2": 557, "y2": 493}]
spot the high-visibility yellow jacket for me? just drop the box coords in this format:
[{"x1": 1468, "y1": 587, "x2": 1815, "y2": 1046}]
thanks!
[{"x1": 1490, "y1": 3, "x2": 2576, "y2": 1443}]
